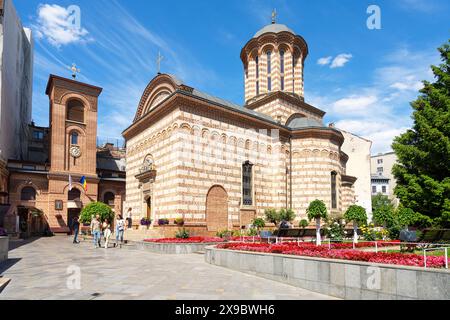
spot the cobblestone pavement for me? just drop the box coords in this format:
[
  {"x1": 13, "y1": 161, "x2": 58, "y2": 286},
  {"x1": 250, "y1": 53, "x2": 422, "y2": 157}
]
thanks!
[{"x1": 0, "y1": 237, "x2": 336, "y2": 300}]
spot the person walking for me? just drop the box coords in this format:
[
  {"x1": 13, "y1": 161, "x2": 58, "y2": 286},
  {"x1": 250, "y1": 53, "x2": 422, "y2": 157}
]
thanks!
[
  {"x1": 115, "y1": 214, "x2": 125, "y2": 247},
  {"x1": 72, "y1": 216, "x2": 80, "y2": 244},
  {"x1": 102, "y1": 219, "x2": 112, "y2": 249},
  {"x1": 90, "y1": 214, "x2": 102, "y2": 248},
  {"x1": 125, "y1": 208, "x2": 132, "y2": 229}
]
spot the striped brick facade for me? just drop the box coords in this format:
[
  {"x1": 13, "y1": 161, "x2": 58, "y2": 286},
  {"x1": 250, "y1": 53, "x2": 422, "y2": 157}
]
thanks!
[{"x1": 123, "y1": 23, "x2": 356, "y2": 235}]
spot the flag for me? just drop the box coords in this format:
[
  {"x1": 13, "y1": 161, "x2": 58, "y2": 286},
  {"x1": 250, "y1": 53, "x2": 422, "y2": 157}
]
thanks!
[
  {"x1": 68, "y1": 174, "x2": 73, "y2": 191},
  {"x1": 80, "y1": 176, "x2": 87, "y2": 192}
]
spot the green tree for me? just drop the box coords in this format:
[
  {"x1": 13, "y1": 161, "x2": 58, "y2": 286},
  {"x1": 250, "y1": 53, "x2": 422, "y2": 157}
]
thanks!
[
  {"x1": 392, "y1": 40, "x2": 450, "y2": 228},
  {"x1": 264, "y1": 208, "x2": 279, "y2": 225},
  {"x1": 307, "y1": 200, "x2": 328, "y2": 246},
  {"x1": 371, "y1": 194, "x2": 395, "y2": 227},
  {"x1": 344, "y1": 205, "x2": 368, "y2": 244},
  {"x1": 395, "y1": 206, "x2": 416, "y2": 231},
  {"x1": 252, "y1": 218, "x2": 266, "y2": 230},
  {"x1": 279, "y1": 208, "x2": 296, "y2": 222},
  {"x1": 79, "y1": 202, "x2": 114, "y2": 224}
]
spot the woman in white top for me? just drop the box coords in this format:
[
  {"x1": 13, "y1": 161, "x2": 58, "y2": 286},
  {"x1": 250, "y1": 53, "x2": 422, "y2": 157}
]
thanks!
[
  {"x1": 102, "y1": 219, "x2": 112, "y2": 249},
  {"x1": 115, "y1": 214, "x2": 125, "y2": 245}
]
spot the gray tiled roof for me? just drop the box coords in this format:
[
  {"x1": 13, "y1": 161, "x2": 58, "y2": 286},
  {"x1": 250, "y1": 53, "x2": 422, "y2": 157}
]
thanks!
[
  {"x1": 191, "y1": 89, "x2": 276, "y2": 123},
  {"x1": 287, "y1": 117, "x2": 324, "y2": 129},
  {"x1": 254, "y1": 24, "x2": 295, "y2": 38}
]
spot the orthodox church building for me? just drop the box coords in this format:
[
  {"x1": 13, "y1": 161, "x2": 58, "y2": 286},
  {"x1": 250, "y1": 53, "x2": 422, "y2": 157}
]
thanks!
[{"x1": 123, "y1": 19, "x2": 360, "y2": 235}]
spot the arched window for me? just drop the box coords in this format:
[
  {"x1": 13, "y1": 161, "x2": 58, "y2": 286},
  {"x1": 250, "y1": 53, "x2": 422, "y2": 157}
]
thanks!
[
  {"x1": 71, "y1": 132, "x2": 79, "y2": 145},
  {"x1": 21, "y1": 187, "x2": 36, "y2": 201},
  {"x1": 267, "y1": 51, "x2": 272, "y2": 92},
  {"x1": 255, "y1": 56, "x2": 259, "y2": 79},
  {"x1": 103, "y1": 192, "x2": 115, "y2": 207},
  {"x1": 242, "y1": 161, "x2": 254, "y2": 206},
  {"x1": 331, "y1": 172, "x2": 337, "y2": 209},
  {"x1": 292, "y1": 54, "x2": 296, "y2": 93},
  {"x1": 256, "y1": 81, "x2": 260, "y2": 95},
  {"x1": 280, "y1": 50, "x2": 285, "y2": 90},
  {"x1": 68, "y1": 188, "x2": 81, "y2": 201},
  {"x1": 67, "y1": 99, "x2": 84, "y2": 123}
]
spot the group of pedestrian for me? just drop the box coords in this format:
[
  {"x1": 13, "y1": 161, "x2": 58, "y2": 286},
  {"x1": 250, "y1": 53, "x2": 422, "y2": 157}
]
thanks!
[
  {"x1": 90, "y1": 214, "x2": 126, "y2": 249},
  {"x1": 71, "y1": 208, "x2": 133, "y2": 249}
]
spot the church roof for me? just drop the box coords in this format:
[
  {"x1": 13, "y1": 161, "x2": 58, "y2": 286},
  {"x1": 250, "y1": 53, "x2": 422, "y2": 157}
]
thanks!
[
  {"x1": 287, "y1": 117, "x2": 323, "y2": 129},
  {"x1": 190, "y1": 89, "x2": 276, "y2": 123},
  {"x1": 254, "y1": 23, "x2": 295, "y2": 38}
]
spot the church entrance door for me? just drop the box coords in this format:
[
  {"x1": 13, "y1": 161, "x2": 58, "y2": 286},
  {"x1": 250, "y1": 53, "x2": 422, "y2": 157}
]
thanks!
[{"x1": 206, "y1": 186, "x2": 228, "y2": 232}]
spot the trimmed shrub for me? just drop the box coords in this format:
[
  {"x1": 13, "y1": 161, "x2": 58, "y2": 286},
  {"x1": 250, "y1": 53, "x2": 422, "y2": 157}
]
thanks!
[{"x1": 79, "y1": 202, "x2": 114, "y2": 224}]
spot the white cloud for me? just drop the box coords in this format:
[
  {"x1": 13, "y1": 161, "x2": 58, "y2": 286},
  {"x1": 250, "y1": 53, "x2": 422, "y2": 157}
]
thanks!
[
  {"x1": 333, "y1": 95, "x2": 378, "y2": 113},
  {"x1": 317, "y1": 56, "x2": 332, "y2": 66},
  {"x1": 330, "y1": 53, "x2": 353, "y2": 68},
  {"x1": 33, "y1": 4, "x2": 91, "y2": 47},
  {"x1": 336, "y1": 119, "x2": 409, "y2": 154}
]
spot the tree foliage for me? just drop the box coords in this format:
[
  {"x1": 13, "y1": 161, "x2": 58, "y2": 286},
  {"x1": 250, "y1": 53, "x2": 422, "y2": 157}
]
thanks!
[
  {"x1": 307, "y1": 200, "x2": 328, "y2": 221},
  {"x1": 344, "y1": 205, "x2": 368, "y2": 224},
  {"x1": 252, "y1": 218, "x2": 266, "y2": 229},
  {"x1": 279, "y1": 208, "x2": 296, "y2": 222},
  {"x1": 371, "y1": 194, "x2": 395, "y2": 227},
  {"x1": 264, "y1": 208, "x2": 296, "y2": 225},
  {"x1": 392, "y1": 40, "x2": 450, "y2": 228},
  {"x1": 264, "y1": 208, "x2": 279, "y2": 225},
  {"x1": 79, "y1": 202, "x2": 114, "y2": 224}
]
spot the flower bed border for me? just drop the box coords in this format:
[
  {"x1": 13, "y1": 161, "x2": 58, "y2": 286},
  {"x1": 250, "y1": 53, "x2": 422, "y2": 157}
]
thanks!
[{"x1": 205, "y1": 245, "x2": 450, "y2": 300}]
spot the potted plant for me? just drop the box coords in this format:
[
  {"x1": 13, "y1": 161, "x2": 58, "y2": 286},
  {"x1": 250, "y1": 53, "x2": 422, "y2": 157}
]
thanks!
[
  {"x1": 299, "y1": 219, "x2": 309, "y2": 237},
  {"x1": 344, "y1": 205, "x2": 368, "y2": 244},
  {"x1": 174, "y1": 217, "x2": 185, "y2": 226},
  {"x1": 140, "y1": 218, "x2": 152, "y2": 229},
  {"x1": 158, "y1": 218, "x2": 169, "y2": 226},
  {"x1": 175, "y1": 228, "x2": 189, "y2": 239},
  {"x1": 307, "y1": 199, "x2": 328, "y2": 246}
]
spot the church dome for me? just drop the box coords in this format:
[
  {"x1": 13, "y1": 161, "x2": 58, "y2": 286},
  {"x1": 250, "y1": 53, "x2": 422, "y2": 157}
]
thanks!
[{"x1": 254, "y1": 23, "x2": 295, "y2": 38}]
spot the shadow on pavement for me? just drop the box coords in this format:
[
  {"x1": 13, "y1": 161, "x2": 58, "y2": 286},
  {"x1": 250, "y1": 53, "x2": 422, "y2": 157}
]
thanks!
[
  {"x1": 8, "y1": 237, "x2": 41, "y2": 251},
  {"x1": 0, "y1": 258, "x2": 21, "y2": 274}
]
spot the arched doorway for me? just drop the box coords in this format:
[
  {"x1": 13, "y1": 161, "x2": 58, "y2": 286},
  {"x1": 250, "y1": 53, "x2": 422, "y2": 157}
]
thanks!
[
  {"x1": 206, "y1": 185, "x2": 228, "y2": 232},
  {"x1": 103, "y1": 192, "x2": 115, "y2": 207}
]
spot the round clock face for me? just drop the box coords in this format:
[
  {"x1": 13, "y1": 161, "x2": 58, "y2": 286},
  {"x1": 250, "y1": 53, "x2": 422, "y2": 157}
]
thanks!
[{"x1": 70, "y1": 146, "x2": 81, "y2": 158}]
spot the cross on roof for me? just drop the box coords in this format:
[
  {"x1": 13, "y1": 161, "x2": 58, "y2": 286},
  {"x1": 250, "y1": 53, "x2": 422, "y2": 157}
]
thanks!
[
  {"x1": 68, "y1": 63, "x2": 81, "y2": 79},
  {"x1": 156, "y1": 51, "x2": 164, "y2": 74},
  {"x1": 272, "y1": 9, "x2": 277, "y2": 24}
]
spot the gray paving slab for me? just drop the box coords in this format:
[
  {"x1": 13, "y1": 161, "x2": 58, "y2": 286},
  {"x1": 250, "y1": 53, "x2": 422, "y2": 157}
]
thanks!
[{"x1": 0, "y1": 237, "x2": 336, "y2": 300}]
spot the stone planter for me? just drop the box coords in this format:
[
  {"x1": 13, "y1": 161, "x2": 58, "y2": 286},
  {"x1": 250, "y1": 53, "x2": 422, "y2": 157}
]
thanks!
[{"x1": 205, "y1": 246, "x2": 450, "y2": 300}]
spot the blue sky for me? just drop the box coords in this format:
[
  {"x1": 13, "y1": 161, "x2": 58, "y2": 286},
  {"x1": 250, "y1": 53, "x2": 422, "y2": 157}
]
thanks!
[{"x1": 13, "y1": 0, "x2": 450, "y2": 154}]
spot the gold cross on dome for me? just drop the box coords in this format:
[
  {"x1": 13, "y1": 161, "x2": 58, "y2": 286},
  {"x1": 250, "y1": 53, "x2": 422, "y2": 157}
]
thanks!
[
  {"x1": 156, "y1": 51, "x2": 164, "y2": 74},
  {"x1": 68, "y1": 63, "x2": 81, "y2": 79},
  {"x1": 272, "y1": 9, "x2": 277, "y2": 24}
]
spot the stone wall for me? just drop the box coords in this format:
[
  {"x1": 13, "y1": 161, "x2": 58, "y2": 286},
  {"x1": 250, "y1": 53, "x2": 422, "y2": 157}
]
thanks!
[
  {"x1": 205, "y1": 247, "x2": 450, "y2": 300},
  {"x1": 0, "y1": 236, "x2": 8, "y2": 262}
]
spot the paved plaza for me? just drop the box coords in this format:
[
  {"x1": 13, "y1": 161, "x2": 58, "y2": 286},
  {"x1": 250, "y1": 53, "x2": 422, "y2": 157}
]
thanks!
[{"x1": 0, "y1": 237, "x2": 335, "y2": 300}]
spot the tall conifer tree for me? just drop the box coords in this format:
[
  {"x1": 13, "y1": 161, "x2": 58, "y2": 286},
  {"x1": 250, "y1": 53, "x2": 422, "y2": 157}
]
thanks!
[{"x1": 392, "y1": 40, "x2": 450, "y2": 227}]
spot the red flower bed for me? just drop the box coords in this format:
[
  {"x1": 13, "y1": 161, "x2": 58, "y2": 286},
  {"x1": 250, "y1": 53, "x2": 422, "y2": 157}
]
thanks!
[
  {"x1": 216, "y1": 242, "x2": 447, "y2": 268},
  {"x1": 144, "y1": 236, "x2": 225, "y2": 243}
]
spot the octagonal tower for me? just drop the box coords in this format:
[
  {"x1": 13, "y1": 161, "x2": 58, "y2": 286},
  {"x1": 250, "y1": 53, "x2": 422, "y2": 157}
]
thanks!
[{"x1": 241, "y1": 19, "x2": 308, "y2": 105}]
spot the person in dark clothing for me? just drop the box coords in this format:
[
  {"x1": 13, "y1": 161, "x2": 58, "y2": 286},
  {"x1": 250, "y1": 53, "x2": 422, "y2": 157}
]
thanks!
[
  {"x1": 72, "y1": 216, "x2": 80, "y2": 244},
  {"x1": 280, "y1": 220, "x2": 291, "y2": 229}
]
